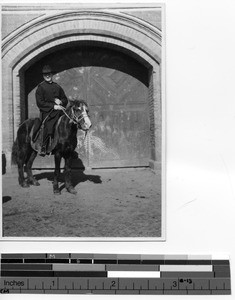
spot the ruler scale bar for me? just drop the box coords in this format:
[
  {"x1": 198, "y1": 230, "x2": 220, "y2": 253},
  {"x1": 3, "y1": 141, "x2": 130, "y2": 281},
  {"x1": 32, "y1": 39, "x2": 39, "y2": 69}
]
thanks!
[
  {"x1": 0, "y1": 254, "x2": 231, "y2": 295},
  {"x1": 1, "y1": 259, "x2": 226, "y2": 265}
]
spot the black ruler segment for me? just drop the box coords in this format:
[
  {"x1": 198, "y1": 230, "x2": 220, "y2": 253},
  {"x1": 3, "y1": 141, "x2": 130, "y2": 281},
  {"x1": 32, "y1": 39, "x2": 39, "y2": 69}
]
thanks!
[
  {"x1": 24, "y1": 259, "x2": 46, "y2": 264},
  {"x1": 118, "y1": 259, "x2": 141, "y2": 264},
  {"x1": 1, "y1": 264, "x2": 52, "y2": 270},
  {"x1": 1, "y1": 259, "x2": 24, "y2": 264},
  {"x1": 94, "y1": 259, "x2": 117, "y2": 264},
  {"x1": 0, "y1": 254, "x2": 231, "y2": 295},
  {"x1": 71, "y1": 259, "x2": 92, "y2": 264},
  {"x1": 212, "y1": 260, "x2": 230, "y2": 265},
  {"x1": 1, "y1": 271, "x2": 107, "y2": 277},
  {"x1": 161, "y1": 271, "x2": 214, "y2": 278}
]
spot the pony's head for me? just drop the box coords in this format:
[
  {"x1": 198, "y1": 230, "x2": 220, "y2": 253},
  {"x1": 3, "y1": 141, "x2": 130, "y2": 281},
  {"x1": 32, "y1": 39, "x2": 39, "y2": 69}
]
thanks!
[{"x1": 68, "y1": 100, "x2": 92, "y2": 131}]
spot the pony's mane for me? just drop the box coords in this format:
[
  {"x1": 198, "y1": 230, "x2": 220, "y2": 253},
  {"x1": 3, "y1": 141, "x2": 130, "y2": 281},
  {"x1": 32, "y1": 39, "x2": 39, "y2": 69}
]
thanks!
[
  {"x1": 69, "y1": 99, "x2": 88, "y2": 108},
  {"x1": 65, "y1": 99, "x2": 88, "y2": 114}
]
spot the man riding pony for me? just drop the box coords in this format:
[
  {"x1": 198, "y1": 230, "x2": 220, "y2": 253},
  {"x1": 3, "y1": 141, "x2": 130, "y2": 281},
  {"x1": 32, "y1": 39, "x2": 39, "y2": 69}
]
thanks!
[{"x1": 35, "y1": 65, "x2": 68, "y2": 155}]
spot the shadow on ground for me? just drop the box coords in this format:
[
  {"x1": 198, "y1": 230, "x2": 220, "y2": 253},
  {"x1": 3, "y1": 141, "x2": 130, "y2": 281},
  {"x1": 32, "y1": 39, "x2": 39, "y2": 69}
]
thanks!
[
  {"x1": 34, "y1": 169, "x2": 102, "y2": 192},
  {"x1": 3, "y1": 196, "x2": 12, "y2": 204},
  {"x1": 32, "y1": 156, "x2": 102, "y2": 192},
  {"x1": 2, "y1": 152, "x2": 6, "y2": 175}
]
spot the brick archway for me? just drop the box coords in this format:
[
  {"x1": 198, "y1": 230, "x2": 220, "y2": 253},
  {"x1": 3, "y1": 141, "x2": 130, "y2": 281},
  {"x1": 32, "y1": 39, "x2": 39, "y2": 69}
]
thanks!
[{"x1": 2, "y1": 10, "x2": 162, "y2": 170}]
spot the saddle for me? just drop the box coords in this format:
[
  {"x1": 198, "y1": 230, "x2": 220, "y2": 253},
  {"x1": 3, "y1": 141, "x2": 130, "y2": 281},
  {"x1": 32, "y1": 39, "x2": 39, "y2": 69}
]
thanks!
[{"x1": 29, "y1": 116, "x2": 62, "y2": 155}]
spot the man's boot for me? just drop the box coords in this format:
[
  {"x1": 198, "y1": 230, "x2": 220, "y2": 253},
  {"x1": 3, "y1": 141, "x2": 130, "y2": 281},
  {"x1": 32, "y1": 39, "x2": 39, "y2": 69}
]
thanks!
[
  {"x1": 47, "y1": 135, "x2": 52, "y2": 154},
  {"x1": 40, "y1": 143, "x2": 47, "y2": 156},
  {"x1": 40, "y1": 136, "x2": 49, "y2": 156},
  {"x1": 40, "y1": 135, "x2": 52, "y2": 156}
]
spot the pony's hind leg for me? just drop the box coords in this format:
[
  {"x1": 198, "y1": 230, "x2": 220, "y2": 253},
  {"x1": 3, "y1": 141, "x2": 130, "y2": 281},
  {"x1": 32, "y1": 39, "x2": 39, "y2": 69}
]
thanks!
[
  {"x1": 17, "y1": 145, "x2": 30, "y2": 188},
  {"x1": 26, "y1": 150, "x2": 40, "y2": 186},
  {"x1": 14, "y1": 118, "x2": 35, "y2": 188},
  {"x1": 17, "y1": 161, "x2": 28, "y2": 187},
  {"x1": 53, "y1": 151, "x2": 62, "y2": 194}
]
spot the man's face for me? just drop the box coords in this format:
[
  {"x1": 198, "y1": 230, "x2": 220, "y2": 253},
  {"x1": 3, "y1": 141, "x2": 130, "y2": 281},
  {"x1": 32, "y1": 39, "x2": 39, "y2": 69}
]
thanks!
[{"x1": 43, "y1": 73, "x2": 53, "y2": 83}]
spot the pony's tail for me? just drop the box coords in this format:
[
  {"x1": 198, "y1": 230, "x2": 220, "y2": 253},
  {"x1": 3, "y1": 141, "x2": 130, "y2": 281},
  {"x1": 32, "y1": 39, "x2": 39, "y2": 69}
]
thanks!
[{"x1": 11, "y1": 138, "x2": 19, "y2": 165}]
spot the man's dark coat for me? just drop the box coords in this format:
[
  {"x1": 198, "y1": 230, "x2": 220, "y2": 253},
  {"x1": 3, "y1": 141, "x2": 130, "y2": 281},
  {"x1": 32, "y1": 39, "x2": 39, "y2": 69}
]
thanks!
[{"x1": 35, "y1": 81, "x2": 68, "y2": 140}]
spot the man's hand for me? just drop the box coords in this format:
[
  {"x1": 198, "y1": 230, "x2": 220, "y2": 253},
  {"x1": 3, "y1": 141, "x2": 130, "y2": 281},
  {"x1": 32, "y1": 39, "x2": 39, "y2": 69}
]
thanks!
[
  {"x1": 54, "y1": 105, "x2": 64, "y2": 110},
  {"x1": 55, "y1": 98, "x2": 62, "y2": 105}
]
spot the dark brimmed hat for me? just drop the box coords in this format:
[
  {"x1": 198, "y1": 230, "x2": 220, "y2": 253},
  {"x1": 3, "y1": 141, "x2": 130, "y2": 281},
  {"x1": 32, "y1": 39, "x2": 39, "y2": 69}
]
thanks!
[{"x1": 42, "y1": 65, "x2": 53, "y2": 74}]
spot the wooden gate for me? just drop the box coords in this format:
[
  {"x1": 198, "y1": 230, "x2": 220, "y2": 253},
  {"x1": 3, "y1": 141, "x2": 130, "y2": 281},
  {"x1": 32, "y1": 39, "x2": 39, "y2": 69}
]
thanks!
[{"x1": 27, "y1": 46, "x2": 150, "y2": 168}]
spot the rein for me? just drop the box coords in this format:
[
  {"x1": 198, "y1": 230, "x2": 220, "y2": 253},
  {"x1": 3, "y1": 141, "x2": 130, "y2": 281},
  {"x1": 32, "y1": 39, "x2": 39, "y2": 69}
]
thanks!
[
  {"x1": 60, "y1": 106, "x2": 85, "y2": 125},
  {"x1": 60, "y1": 105, "x2": 89, "y2": 140}
]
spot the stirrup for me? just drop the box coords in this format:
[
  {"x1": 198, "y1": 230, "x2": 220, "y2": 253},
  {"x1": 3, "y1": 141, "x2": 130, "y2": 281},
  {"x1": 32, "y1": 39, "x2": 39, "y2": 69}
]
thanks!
[{"x1": 39, "y1": 145, "x2": 47, "y2": 156}]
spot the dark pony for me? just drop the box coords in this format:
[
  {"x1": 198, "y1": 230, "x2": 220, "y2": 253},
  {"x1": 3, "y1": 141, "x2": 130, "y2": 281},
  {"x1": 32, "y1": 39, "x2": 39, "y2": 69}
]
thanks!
[{"x1": 12, "y1": 100, "x2": 91, "y2": 194}]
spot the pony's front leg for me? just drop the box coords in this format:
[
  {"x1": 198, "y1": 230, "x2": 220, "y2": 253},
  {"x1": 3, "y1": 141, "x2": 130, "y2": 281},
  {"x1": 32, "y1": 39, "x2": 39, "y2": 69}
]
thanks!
[
  {"x1": 53, "y1": 151, "x2": 62, "y2": 195},
  {"x1": 64, "y1": 155, "x2": 77, "y2": 194}
]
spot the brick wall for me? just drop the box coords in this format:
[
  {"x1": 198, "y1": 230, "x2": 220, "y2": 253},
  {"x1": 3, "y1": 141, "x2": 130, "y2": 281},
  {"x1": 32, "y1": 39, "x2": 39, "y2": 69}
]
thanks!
[
  {"x1": 1, "y1": 13, "x2": 43, "y2": 39},
  {"x1": 148, "y1": 70, "x2": 156, "y2": 161}
]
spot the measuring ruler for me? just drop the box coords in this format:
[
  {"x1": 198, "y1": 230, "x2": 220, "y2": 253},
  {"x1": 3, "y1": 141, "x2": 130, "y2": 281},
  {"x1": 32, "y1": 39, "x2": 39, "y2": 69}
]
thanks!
[{"x1": 0, "y1": 253, "x2": 231, "y2": 295}]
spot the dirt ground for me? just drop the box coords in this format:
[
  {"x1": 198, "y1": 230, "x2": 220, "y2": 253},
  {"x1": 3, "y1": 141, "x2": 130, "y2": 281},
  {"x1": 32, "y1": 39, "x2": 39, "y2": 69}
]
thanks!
[{"x1": 2, "y1": 168, "x2": 161, "y2": 238}]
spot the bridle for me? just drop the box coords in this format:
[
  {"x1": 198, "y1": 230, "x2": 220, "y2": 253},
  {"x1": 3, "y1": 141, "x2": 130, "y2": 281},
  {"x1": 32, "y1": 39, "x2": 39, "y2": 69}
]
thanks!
[{"x1": 60, "y1": 105, "x2": 88, "y2": 126}]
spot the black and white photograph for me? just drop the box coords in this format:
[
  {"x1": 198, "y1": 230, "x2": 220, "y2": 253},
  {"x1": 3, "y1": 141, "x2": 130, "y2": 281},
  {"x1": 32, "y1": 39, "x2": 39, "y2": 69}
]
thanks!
[
  {"x1": 1, "y1": 0, "x2": 235, "y2": 298},
  {"x1": 1, "y1": 3, "x2": 164, "y2": 239}
]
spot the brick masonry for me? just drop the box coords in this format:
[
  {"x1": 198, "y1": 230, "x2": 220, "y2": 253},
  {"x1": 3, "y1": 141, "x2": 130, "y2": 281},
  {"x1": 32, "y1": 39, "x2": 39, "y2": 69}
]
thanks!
[{"x1": 1, "y1": 4, "x2": 163, "y2": 172}]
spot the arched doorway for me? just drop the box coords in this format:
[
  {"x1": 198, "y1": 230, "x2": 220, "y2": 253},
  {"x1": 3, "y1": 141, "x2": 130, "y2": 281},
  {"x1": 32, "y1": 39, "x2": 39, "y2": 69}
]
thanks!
[
  {"x1": 25, "y1": 44, "x2": 151, "y2": 168},
  {"x1": 2, "y1": 10, "x2": 162, "y2": 171}
]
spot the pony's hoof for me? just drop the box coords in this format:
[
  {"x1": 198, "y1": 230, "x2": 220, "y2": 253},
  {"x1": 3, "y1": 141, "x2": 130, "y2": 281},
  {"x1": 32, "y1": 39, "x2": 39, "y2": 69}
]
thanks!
[
  {"x1": 67, "y1": 187, "x2": 77, "y2": 195},
  {"x1": 53, "y1": 189, "x2": 61, "y2": 195},
  {"x1": 32, "y1": 180, "x2": 40, "y2": 186},
  {"x1": 21, "y1": 181, "x2": 30, "y2": 188},
  {"x1": 28, "y1": 179, "x2": 40, "y2": 186}
]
